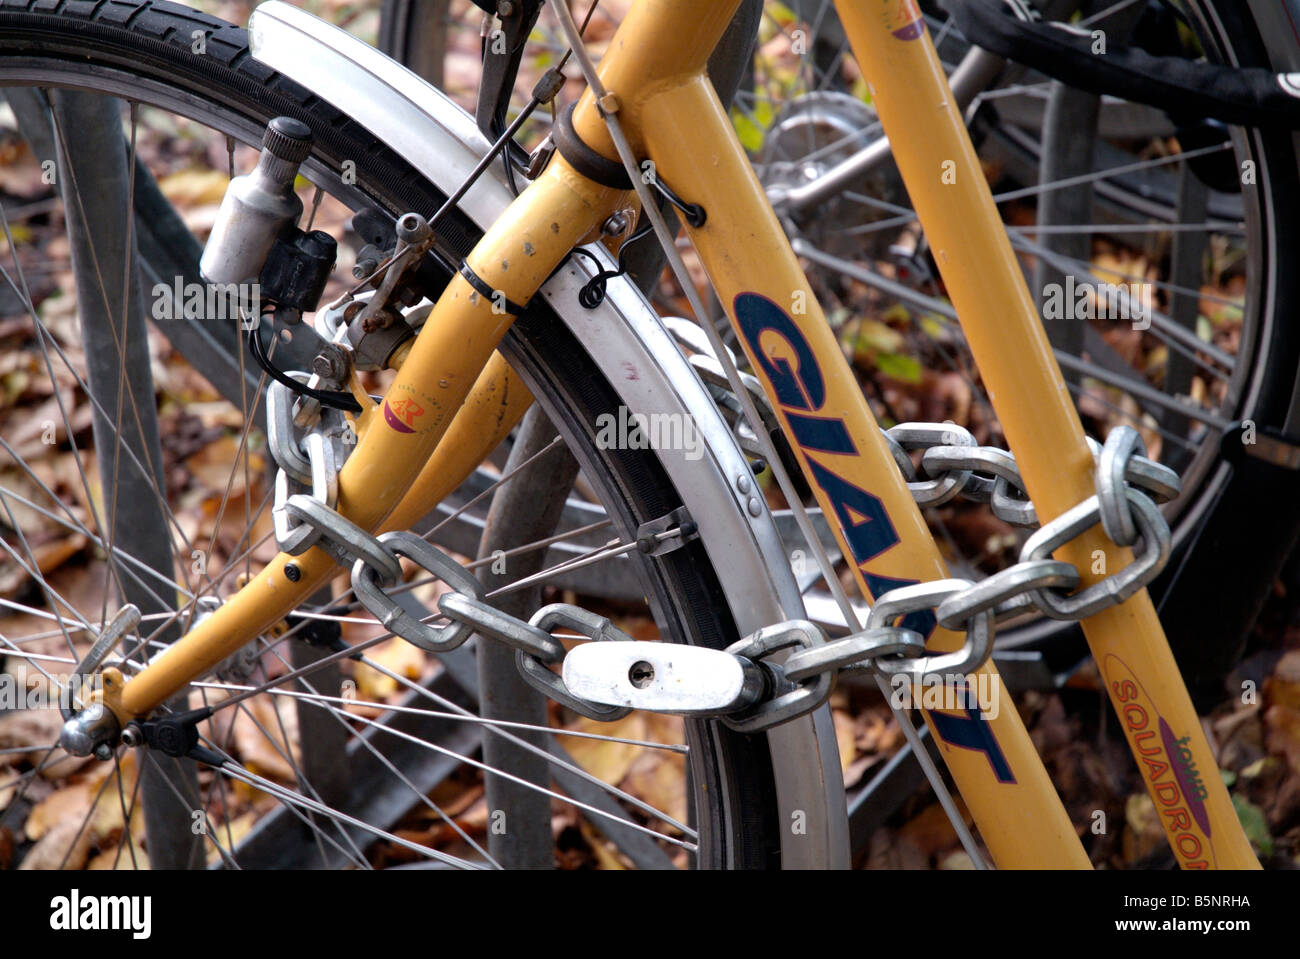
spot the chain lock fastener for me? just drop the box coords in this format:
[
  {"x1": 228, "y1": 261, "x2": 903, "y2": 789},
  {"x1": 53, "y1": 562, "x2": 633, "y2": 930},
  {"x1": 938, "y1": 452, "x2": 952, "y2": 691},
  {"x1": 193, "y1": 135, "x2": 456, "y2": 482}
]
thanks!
[
  {"x1": 561, "y1": 641, "x2": 767, "y2": 715},
  {"x1": 516, "y1": 605, "x2": 635, "y2": 722},
  {"x1": 721, "y1": 620, "x2": 833, "y2": 733}
]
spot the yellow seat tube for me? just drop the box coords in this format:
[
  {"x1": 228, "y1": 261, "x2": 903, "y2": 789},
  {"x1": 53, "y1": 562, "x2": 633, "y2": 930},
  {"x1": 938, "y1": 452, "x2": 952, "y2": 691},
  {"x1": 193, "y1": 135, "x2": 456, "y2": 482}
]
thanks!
[
  {"x1": 834, "y1": 0, "x2": 1257, "y2": 867},
  {"x1": 573, "y1": 0, "x2": 1088, "y2": 867}
]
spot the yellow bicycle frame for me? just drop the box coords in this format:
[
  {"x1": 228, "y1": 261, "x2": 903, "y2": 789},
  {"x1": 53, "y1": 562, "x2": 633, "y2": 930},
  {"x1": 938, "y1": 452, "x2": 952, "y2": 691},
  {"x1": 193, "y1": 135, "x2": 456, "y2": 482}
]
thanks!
[{"x1": 99, "y1": 0, "x2": 1257, "y2": 869}]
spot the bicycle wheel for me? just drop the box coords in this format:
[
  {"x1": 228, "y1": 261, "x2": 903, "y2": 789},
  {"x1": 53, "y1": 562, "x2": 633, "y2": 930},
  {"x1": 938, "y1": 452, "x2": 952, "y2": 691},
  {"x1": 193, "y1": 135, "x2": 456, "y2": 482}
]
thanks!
[
  {"x1": 728, "y1": 0, "x2": 1300, "y2": 701},
  {"x1": 0, "y1": 0, "x2": 841, "y2": 869}
]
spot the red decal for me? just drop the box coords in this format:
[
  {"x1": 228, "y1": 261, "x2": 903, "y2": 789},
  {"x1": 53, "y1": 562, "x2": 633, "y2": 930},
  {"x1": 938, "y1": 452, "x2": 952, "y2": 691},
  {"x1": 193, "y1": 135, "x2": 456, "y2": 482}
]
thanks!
[
  {"x1": 1104, "y1": 653, "x2": 1216, "y2": 868},
  {"x1": 383, "y1": 397, "x2": 424, "y2": 434}
]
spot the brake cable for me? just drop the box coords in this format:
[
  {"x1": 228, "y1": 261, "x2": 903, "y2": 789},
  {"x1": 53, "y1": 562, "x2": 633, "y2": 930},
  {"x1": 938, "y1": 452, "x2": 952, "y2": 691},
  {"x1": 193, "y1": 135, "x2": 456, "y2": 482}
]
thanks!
[{"x1": 246, "y1": 321, "x2": 361, "y2": 413}]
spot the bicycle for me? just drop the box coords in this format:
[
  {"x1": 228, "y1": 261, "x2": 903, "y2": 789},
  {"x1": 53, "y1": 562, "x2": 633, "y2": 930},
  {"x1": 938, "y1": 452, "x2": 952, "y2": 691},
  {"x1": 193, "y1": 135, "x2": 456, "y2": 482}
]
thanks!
[{"x1": 0, "y1": 0, "x2": 1292, "y2": 869}]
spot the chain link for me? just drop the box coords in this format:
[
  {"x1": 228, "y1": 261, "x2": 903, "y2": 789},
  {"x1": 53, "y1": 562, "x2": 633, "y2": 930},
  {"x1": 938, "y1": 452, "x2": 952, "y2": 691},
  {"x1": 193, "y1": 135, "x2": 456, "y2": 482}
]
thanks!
[
  {"x1": 782, "y1": 626, "x2": 924, "y2": 682},
  {"x1": 283, "y1": 494, "x2": 404, "y2": 584},
  {"x1": 351, "y1": 531, "x2": 483, "y2": 653},
  {"x1": 269, "y1": 374, "x2": 355, "y2": 555},
  {"x1": 720, "y1": 620, "x2": 835, "y2": 733},
  {"x1": 513, "y1": 605, "x2": 634, "y2": 722},
  {"x1": 870, "y1": 580, "x2": 996, "y2": 681},
  {"x1": 886, "y1": 421, "x2": 1180, "y2": 527},
  {"x1": 1021, "y1": 487, "x2": 1171, "y2": 619},
  {"x1": 935, "y1": 558, "x2": 1079, "y2": 628}
]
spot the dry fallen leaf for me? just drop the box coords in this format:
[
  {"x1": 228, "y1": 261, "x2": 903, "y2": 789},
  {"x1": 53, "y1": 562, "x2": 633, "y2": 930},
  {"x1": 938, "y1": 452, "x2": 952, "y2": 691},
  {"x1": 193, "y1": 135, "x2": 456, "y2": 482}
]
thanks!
[
  {"x1": 938, "y1": 850, "x2": 977, "y2": 869},
  {"x1": 897, "y1": 799, "x2": 970, "y2": 863},
  {"x1": 83, "y1": 752, "x2": 143, "y2": 842},
  {"x1": 354, "y1": 637, "x2": 427, "y2": 701},
  {"x1": 832, "y1": 708, "x2": 857, "y2": 773},
  {"x1": 1122, "y1": 792, "x2": 1166, "y2": 864},
  {"x1": 25, "y1": 777, "x2": 94, "y2": 842},
  {"x1": 0, "y1": 765, "x2": 16, "y2": 815},
  {"x1": 621, "y1": 750, "x2": 687, "y2": 828},
  {"x1": 19, "y1": 815, "x2": 94, "y2": 870},
  {"x1": 230, "y1": 695, "x2": 301, "y2": 782},
  {"x1": 560, "y1": 713, "x2": 648, "y2": 786},
  {"x1": 0, "y1": 138, "x2": 52, "y2": 198},
  {"x1": 185, "y1": 432, "x2": 257, "y2": 498},
  {"x1": 157, "y1": 167, "x2": 229, "y2": 208},
  {"x1": 0, "y1": 708, "x2": 65, "y2": 761},
  {"x1": 1266, "y1": 650, "x2": 1300, "y2": 711},
  {"x1": 579, "y1": 818, "x2": 629, "y2": 870},
  {"x1": 1263, "y1": 704, "x2": 1300, "y2": 773},
  {"x1": 87, "y1": 845, "x2": 149, "y2": 870},
  {"x1": 205, "y1": 811, "x2": 258, "y2": 867}
]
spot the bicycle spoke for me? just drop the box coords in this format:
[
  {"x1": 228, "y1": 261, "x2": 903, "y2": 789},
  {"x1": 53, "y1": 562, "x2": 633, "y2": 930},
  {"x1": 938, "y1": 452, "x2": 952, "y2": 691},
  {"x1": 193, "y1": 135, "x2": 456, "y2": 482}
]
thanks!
[
  {"x1": 362, "y1": 654, "x2": 696, "y2": 840},
  {"x1": 0, "y1": 495, "x2": 96, "y2": 660},
  {"x1": 213, "y1": 751, "x2": 477, "y2": 868},
  {"x1": 136, "y1": 746, "x2": 246, "y2": 869},
  {"x1": 253, "y1": 641, "x2": 503, "y2": 868},
  {"x1": 994, "y1": 141, "x2": 1234, "y2": 204},
  {"x1": 421, "y1": 434, "x2": 566, "y2": 539},
  {"x1": 0, "y1": 460, "x2": 195, "y2": 605},
  {"x1": 791, "y1": 239, "x2": 1237, "y2": 428},
  {"x1": 161, "y1": 628, "x2": 698, "y2": 851},
  {"x1": 1017, "y1": 220, "x2": 1242, "y2": 235},
  {"x1": 346, "y1": 705, "x2": 697, "y2": 853},
  {"x1": 192, "y1": 681, "x2": 689, "y2": 754},
  {"x1": 0, "y1": 256, "x2": 203, "y2": 573},
  {"x1": 230, "y1": 682, "x2": 372, "y2": 867},
  {"x1": 109, "y1": 750, "x2": 145, "y2": 869},
  {"x1": 46, "y1": 98, "x2": 187, "y2": 618},
  {"x1": 1079, "y1": 0, "x2": 1147, "y2": 28}
]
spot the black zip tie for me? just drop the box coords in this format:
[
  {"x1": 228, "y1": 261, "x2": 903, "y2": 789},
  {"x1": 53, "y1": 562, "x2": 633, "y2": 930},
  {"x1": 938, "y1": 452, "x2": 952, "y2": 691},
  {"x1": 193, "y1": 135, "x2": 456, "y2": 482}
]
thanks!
[{"x1": 459, "y1": 261, "x2": 527, "y2": 315}]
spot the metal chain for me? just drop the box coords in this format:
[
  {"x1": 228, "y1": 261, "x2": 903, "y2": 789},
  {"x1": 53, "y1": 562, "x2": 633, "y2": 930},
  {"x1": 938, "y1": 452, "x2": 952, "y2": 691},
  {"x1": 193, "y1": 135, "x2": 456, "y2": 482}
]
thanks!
[
  {"x1": 665, "y1": 323, "x2": 1178, "y2": 525},
  {"x1": 257, "y1": 415, "x2": 1178, "y2": 731},
  {"x1": 252, "y1": 303, "x2": 1183, "y2": 729},
  {"x1": 269, "y1": 373, "x2": 355, "y2": 556},
  {"x1": 887, "y1": 420, "x2": 1180, "y2": 527}
]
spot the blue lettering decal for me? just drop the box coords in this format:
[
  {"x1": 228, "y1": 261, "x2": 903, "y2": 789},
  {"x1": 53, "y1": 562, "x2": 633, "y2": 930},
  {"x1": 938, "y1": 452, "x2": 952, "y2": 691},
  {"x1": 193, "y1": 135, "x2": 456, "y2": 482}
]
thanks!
[
  {"x1": 733, "y1": 289, "x2": 1014, "y2": 789},
  {"x1": 786, "y1": 412, "x2": 857, "y2": 455},
  {"x1": 929, "y1": 706, "x2": 1016, "y2": 783},
  {"x1": 734, "y1": 293, "x2": 825, "y2": 411},
  {"x1": 805, "y1": 455, "x2": 900, "y2": 565}
]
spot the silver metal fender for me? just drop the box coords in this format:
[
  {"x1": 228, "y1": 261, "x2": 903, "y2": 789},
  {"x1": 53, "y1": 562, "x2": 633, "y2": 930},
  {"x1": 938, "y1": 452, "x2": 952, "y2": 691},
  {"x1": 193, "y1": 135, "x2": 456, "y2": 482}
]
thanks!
[{"x1": 248, "y1": 2, "x2": 849, "y2": 867}]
